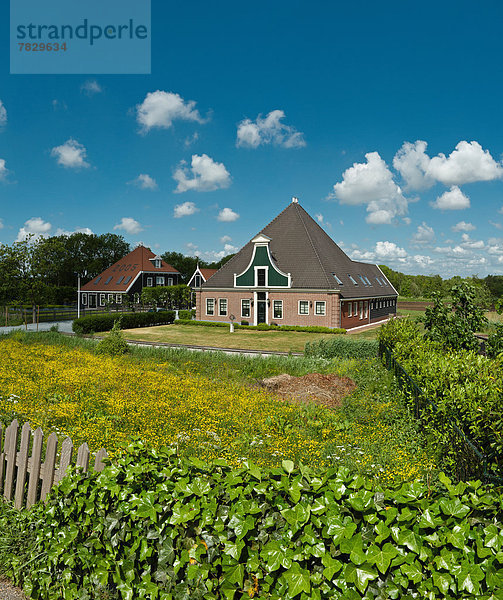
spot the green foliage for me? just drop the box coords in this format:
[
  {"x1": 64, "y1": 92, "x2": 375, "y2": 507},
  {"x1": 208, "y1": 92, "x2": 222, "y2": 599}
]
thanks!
[
  {"x1": 178, "y1": 309, "x2": 195, "y2": 320},
  {"x1": 8, "y1": 443, "x2": 503, "y2": 600},
  {"x1": 423, "y1": 283, "x2": 487, "y2": 351},
  {"x1": 161, "y1": 252, "x2": 232, "y2": 281},
  {"x1": 96, "y1": 320, "x2": 130, "y2": 357},
  {"x1": 378, "y1": 318, "x2": 503, "y2": 477},
  {"x1": 305, "y1": 337, "x2": 378, "y2": 359},
  {"x1": 486, "y1": 299, "x2": 503, "y2": 359},
  {"x1": 73, "y1": 311, "x2": 175, "y2": 334},
  {"x1": 377, "y1": 316, "x2": 421, "y2": 349},
  {"x1": 174, "y1": 319, "x2": 346, "y2": 334},
  {"x1": 141, "y1": 285, "x2": 191, "y2": 309}
]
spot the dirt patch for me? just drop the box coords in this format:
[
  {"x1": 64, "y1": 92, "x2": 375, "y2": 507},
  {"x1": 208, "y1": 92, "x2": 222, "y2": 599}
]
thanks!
[
  {"x1": 0, "y1": 578, "x2": 28, "y2": 600},
  {"x1": 259, "y1": 373, "x2": 356, "y2": 410}
]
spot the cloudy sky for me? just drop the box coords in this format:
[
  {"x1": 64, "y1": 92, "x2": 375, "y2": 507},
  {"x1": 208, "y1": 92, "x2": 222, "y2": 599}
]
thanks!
[{"x1": 2, "y1": 1, "x2": 503, "y2": 276}]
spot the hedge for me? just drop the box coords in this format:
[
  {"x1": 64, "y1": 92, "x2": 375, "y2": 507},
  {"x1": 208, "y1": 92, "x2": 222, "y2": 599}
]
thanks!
[
  {"x1": 305, "y1": 337, "x2": 379, "y2": 359},
  {"x1": 72, "y1": 311, "x2": 175, "y2": 334},
  {"x1": 177, "y1": 309, "x2": 196, "y2": 320},
  {"x1": 378, "y1": 317, "x2": 503, "y2": 478},
  {"x1": 7, "y1": 441, "x2": 503, "y2": 600},
  {"x1": 174, "y1": 319, "x2": 346, "y2": 334}
]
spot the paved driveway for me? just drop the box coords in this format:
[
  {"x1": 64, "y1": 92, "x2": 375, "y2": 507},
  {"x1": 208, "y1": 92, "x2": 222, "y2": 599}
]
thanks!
[{"x1": 0, "y1": 320, "x2": 74, "y2": 334}]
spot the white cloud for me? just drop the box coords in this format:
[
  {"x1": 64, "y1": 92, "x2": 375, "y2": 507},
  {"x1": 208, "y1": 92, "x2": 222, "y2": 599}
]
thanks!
[
  {"x1": 431, "y1": 186, "x2": 470, "y2": 210},
  {"x1": 0, "y1": 159, "x2": 8, "y2": 180},
  {"x1": 375, "y1": 241, "x2": 407, "y2": 259},
  {"x1": 113, "y1": 217, "x2": 143, "y2": 235},
  {"x1": 174, "y1": 201, "x2": 199, "y2": 218},
  {"x1": 331, "y1": 152, "x2": 408, "y2": 225},
  {"x1": 0, "y1": 219, "x2": 4, "y2": 229},
  {"x1": 220, "y1": 235, "x2": 232, "y2": 243},
  {"x1": 217, "y1": 207, "x2": 239, "y2": 222},
  {"x1": 0, "y1": 100, "x2": 6, "y2": 128},
  {"x1": 433, "y1": 245, "x2": 468, "y2": 257},
  {"x1": 460, "y1": 233, "x2": 485, "y2": 249},
  {"x1": 489, "y1": 221, "x2": 502, "y2": 230},
  {"x1": 349, "y1": 248, "x2": 375, "y2": 261},
  {"x1": 55, "y1": 227, "x2": 93, "y2": 236},
  {"x1": 51, "y1": 139, "x2": 90, "y2": 169},
  {"x1": 236, "y1": 110, "x2": 305, "y2": 149},
  {"x1": 130, "y1": 173, "x2": 158, "y2": 190},
  {"x1": 452, "y1": 221, "x2": 475, "y2": 232},
  {"x1": 393, "y1": 140, "x2": 434, "y2": 190},
  {"x1": 426, "y1": 141, "x2": 503, "y2": 186},
  {"x1": 412, "y1": 222, "x2": 435, "y2": 244},
  {"x1": 173, "y1": 154, "x2": 231, "y2": 193},
  {"x1": 81, "y1": 80, "x2": 102, "y2": 95},
  {"x1": 136, "y1": 91, "x2": 203, "y2": 132},
  {"x1": 413, "y1": 255, "x2": 434, "y2": 268},
  {"x1": 16, "y1": 217, "x2": 52, "y2": 242}
]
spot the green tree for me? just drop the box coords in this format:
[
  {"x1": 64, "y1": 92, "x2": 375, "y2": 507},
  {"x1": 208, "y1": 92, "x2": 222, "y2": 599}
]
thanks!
[{"x1": 423, "y1": 282, "x2": 487, "y2": 352}]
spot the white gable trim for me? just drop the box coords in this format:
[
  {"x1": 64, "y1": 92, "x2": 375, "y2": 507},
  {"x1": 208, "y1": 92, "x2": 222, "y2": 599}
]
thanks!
[{"x1": 234, "y1": 240, "x2": 291, "y2": 288}]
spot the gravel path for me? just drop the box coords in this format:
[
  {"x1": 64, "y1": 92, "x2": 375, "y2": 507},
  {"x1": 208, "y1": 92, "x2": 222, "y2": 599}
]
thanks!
[{"x1": 0, "y1": 578, "x2": 28, "y2": 600}]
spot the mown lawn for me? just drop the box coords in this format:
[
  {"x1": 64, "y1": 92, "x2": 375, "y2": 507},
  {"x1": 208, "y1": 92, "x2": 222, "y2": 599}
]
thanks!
[
  {"x1": 0, "y1": 331, "x2": 434, "y2": 485},
  {"x1": 119, "y1": 323, "x2": 378, "y2": 351}
]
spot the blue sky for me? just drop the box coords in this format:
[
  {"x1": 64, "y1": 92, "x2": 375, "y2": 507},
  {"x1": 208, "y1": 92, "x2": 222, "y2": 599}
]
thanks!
[{"x1": 2, "y1": 0, "x2": 503, "y2": 277}]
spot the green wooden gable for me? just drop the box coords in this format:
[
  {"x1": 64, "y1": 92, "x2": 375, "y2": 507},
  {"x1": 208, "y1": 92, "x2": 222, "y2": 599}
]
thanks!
[{"x1": 235, "y1": 244, "x2": 289, "y2": 287}]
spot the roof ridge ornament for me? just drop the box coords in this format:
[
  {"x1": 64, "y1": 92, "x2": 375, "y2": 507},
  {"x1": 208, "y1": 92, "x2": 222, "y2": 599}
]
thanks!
[{"x1": 291, "y1": 196, "x2": 299, "y2": 203}]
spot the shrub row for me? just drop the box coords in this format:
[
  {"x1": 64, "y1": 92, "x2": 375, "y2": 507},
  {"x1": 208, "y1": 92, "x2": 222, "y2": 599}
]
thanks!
[
  {"x1": 73, "y1": 311, "x2": 175, "y2": 334},
  {"x1": 7, "y1": 442, "x2": 503, "y2": 600},
  {"x1": 177, "y1": 309, "x2": 196, "y2": 320},
  {"x1": 174, "y1": 319, "x2": 346, "y2": 334},
  {"x1": 305, "y1": 337, "x2": 379, "y2": 359},
  {"x1": 378, "y1": 318, "x2": 503, "y2": 477}
]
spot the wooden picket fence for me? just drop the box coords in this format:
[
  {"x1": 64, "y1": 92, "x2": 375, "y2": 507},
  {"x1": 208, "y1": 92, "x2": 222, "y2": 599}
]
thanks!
[{"x1": 0, "y1": 419, "x2": 108, "y2": 510}]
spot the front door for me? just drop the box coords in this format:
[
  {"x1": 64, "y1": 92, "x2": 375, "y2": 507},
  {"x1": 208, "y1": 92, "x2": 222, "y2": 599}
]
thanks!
[{"x1": 257, "y1": 291, "x2": 267, "y2": 324}]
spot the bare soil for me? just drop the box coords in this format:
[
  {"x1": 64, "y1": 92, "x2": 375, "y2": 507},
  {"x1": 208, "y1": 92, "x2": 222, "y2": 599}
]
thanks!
[
  {"x1": 0, "y1": 578, "x2": 28, "y2": 600},
  {"x1": 259, "y1": 373, "x2": 356, "y2": 410}
]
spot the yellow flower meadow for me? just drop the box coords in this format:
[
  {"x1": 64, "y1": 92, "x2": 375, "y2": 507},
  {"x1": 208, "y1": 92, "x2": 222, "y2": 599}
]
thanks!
[{"x1": 0, "y1": 339, "x2": 433, "y2": 483}]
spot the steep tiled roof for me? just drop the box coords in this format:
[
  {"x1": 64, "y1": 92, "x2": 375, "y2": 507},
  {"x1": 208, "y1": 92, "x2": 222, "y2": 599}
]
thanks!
[
  {"x1": 200, "y1": 268, "x2": 217, "y2": 281},
  {"x1": 203, "y1": 201, "x2": 397, "y2": 299},
  {"x1": 81, "y1": 245, "x2": 179, "y2": 293}
]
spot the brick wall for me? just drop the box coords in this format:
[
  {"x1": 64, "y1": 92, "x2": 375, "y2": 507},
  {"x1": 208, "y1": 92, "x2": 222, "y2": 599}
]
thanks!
[{"x1": 196, "y1": 290, "x2": 341, "y2": 327}]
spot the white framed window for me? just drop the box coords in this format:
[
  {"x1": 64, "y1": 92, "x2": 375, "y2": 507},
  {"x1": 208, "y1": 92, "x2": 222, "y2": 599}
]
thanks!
[
  {"x1": 147, "y1": 277, "x2": 153, "y2": 287},
  {"x1": 108, "y1": 294, "x2": 114, "y2": 302},
  {"x1": 219, "y1": 298, "x2": 228, "y2": 316},
  {"x1": 155, "y1": 259, "x2": 161, "y2": 268},
  {"x1": 353, "y1": 301, "x2": 357, "y2": 315},
  {"x1": 299, "y1": 300, "x2": 309, "y2": 315},
  {"x1": 206, "y1": 298, "x2": 215, "y2": 316},
  {"x1": 156, "y1": 276, "x2": 164, "y2": 285},
  {"x1": 168, "y1": 277, "x2": 174, "y2": 286},
  {"x1": 116, "y1": 294, "x2": 122, "y2": 304},
  {"x1": 81, "y1": 293, "x2": 87, "y2": 306},
  {"x1": 359, "y1": 301, "x2": 363, "y2": 319},
  {"x1": 315, "y1": 301, "x2": 326, "y2": 316},
  {"x1": 255, "y1": 267, "x2": 267, "y2": 287},
  {"x1": 348, "y1": 302, "x2": 352, "y2": 317},
  {"x1": 241, "y1": 299, "x2": 251, "y2": 318},
  {"x1": 273, "y1": 300, "x2": 283, "y2": 319},
  {"x1": 100, "y1": 293, "x2": 106, "y2": 306},
  {"x1": 364, "y1": 301, "x2": 368, "y2": 318}
]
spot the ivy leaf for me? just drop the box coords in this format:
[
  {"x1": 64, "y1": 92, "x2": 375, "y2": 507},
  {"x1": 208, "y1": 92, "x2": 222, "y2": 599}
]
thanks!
[
  {"x1": 281, "y1": 504, "x2": 311, "y2": 529},
  {"x1": 283, "y1": 564, "x2": 311, "y2": 596},
  {"x1": 456, "y1": 563, "x2": 484, "y2": 595},
  {"x1": 321, "y1": 555, "x2": 342, "y2": 580},
  {"x1": 261, "y1": 541, "x2": 283, "y2": 572},
  {"x1": 282, "y1": 460, "x2": 295, "y2": 474},
  {"x1": 345, "y1": 562, "x2": 378, "y2": 593},
  {"x1": 374, "y1": 521, "x2": 391, "y2": 544},
  {"x1": 439, "y1": 498, "x2": 471, "y2": 518},
  {"x1": 432, "y1": 571, "x2": 452, "y2": 595},
  {"x1": 397, "y1": 529, "x2": 422, "y2": 554},
  {"x1": 222, "y1": 563, "x2": 245, "y2": 588},
  {"x1": 366, "y1": 543, "x2": 398, "y2": 574},
  {"x1": 400, "y1": 561, "x2": 423, "y2": 584}
]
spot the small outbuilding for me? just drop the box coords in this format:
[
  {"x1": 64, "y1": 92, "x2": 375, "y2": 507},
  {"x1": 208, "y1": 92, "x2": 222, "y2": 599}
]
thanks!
[{"x1": 195, "y1": 199, "x2": 397, "y2": 330}]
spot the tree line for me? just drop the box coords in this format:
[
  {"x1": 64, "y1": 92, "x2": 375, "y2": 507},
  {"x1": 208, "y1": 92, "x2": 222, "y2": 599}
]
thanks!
[
  {"x1": 379, "y1": 265, "x2": 503, "y2": 307},
  {"x1": 0, "y1": 234, "x2": 234, "y2": 306}
]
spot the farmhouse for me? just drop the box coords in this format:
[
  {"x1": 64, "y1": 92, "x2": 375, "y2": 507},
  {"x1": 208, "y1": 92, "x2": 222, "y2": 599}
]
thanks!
[
  {"x1": 80, "y1": 244, "x2": 180, "y2": 309},
  {"x1": 195, "y1": 199, "x2": 397, "y2": 329}
]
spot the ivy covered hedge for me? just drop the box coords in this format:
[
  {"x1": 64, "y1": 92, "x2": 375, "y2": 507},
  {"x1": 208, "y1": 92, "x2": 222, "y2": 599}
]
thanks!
[
  {"x1": 7, "y1": 442, "x2": 503, "y2": 600},
  {"x1": 72, "y1": 311, "x2": 176, "y2": 334},
  {"x1": 378, "y1": 318, "x2": 503, "y2": 478},
  {"x1": 305, "y1": 338, "x2": 379, "y2": 360},
  {"x1": 175, "y1": 319, "x2": 346, "y2": 335}
]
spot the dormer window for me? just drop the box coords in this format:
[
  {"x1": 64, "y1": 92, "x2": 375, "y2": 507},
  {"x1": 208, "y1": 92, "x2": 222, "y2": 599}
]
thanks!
[{"x1": 155, "y1": 259, "x2": 161, "y2": 268}]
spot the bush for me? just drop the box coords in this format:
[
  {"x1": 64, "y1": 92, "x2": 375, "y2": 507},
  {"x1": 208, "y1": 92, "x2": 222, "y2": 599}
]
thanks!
[
  {"x1": 174, "y1": 319, "x2": 346, "y2": 334},
  {"x1": 487, "y1": 322, "x2": 503, "y2": 358},
  {"x1": 95, "y1": 319, "x2": 129, "y2": 357},
  {"x1": 305, "y1": 337, "x2": 379, "y2": 359},
  {"x1": 10, "y1": 442, "x2": 503, "y2": 600},
  {"x1": 73, "y1": 311, "x2": 176, "y2": 334},
  {"x1": 178, "y1": 309, "x2": 195, "y2": 320}
]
